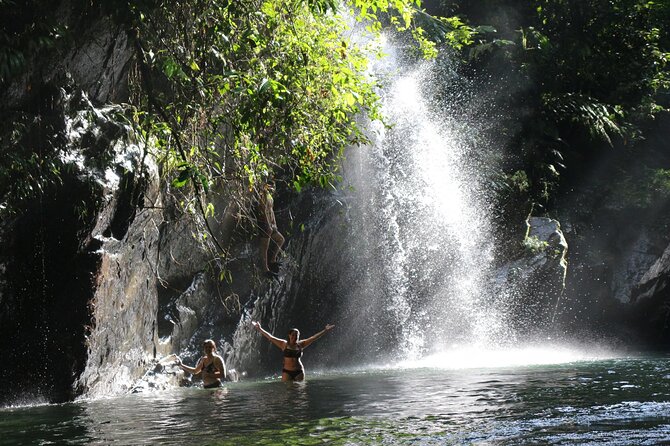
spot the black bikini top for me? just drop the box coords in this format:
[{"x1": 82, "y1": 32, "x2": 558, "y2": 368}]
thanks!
[
  {"x1": 201, "y1": 358, "x2": 217, "y2": 374},
  {"x1": 283, "y1": 345, "x2": 303, "y2": 359}
]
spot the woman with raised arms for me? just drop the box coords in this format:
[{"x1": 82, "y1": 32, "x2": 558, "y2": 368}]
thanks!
[{"x1": 251, "y1": 321, "x2": 335, "y2": 381}]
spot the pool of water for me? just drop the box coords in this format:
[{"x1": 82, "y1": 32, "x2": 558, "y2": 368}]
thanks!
[{"x1": 2, "y1": 356, "x2": 670, "y2": 445}]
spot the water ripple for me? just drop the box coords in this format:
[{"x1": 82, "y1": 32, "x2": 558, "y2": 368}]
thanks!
[{"x1": 1, "y1": 356, "x2": 670, "y2": 445}]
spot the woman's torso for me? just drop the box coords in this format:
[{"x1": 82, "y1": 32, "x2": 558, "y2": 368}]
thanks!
[
  {"x1": 200, "y1": 356, "x2": 221, "y2": 385},
  {"x1": 282, "y1": 343, "x2": 303, "y2": 371}
]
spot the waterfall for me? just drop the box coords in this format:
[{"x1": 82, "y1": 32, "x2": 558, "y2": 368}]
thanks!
[
  {"x1": 326, "y1": 38, "x2": 510, "y2": 364},
  {"x1": 232, "y1": 35, "x2": 585, "y2": 377}
]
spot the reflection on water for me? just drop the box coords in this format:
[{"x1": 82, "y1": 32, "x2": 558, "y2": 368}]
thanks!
[
  {"x1": 392, "y1": 343, "x2": 616, "y2": 370},
  {"x1": 2, "y1": 356, "x2": 670, "y2": 445}
]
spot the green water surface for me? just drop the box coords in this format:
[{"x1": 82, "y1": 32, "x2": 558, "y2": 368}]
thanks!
[{"x1": 2, "y1": 357, "x2": 670, "y2": 445}]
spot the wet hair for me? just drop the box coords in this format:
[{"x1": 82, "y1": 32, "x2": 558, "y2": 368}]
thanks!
[
  {"x1": 287, "y1": 328, "x2": 300, "y2": 339},
  {"x1": 203, "y1": 339, "x2": 216, "y2": 350}
]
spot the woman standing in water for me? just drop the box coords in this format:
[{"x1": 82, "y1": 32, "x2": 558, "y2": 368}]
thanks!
[
  {"x1": 251, "y1": 321, "x2": 335, "y2": 381},
  {"x1": 175, "y1": 339, "x2": 226, "y2": 388}
]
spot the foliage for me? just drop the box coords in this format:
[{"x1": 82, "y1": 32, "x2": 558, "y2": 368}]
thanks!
[
  {"x1": 0, "y1": 0, "x2": 474, "y2": 240},
  {"x1": 542, "y1": 93, "x2": 624, "y2": 148},
  {"x1": 132, "y1": 0, "x2": 381, "y2": 192},
  {"x1": 506, "y1": 170, "x2": 530, "y2": 194},
  {"x1": 522, "y1": 235, "x2": 548, "y2": 254},
  {"x1": 127, "y1": 0, "x2": 458, "y2": 191},
  {"x1": 0, "y1": 115, "x2": 63, "y2": 210},
  {"x1": 0, "y1": 80, "x2": 72, "y2": 214},
  {"x1": 122, "y1": 0, "x2": 474, "y2": 260},
  {"x1": 0, "y1": 0, "x2": 103, "y2": 214},
  {"x1": 533, "y1": 0, "x2": 669, "y2": 107},
  {"x1": 477, "y1": 0, "x2": 670, "y2": 219},
  {"x1": 0, "y1": 8, "x2": 81, "y2": 214},
  {"x1": 0, "y1": 0, "x2": 63, "y2": 84},
  {"x1": 617, "y1": 168, "x2": 670, "y2": 208}
]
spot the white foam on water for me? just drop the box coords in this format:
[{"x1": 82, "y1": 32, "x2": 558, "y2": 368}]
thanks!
[{"x1": 395, "y1": 344, "x2": 618, "y2": 370}]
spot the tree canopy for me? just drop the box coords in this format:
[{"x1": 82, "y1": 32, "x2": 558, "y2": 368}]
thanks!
[
  {"x1": 1, "y1": 0, "x2": 476, "y2": 271},
  {"x1": 2, "y1": 0, "x2": 668, "y2": 254},
  {"x1": 454, "y1": 0, "x2": 670, "y2": 220}
]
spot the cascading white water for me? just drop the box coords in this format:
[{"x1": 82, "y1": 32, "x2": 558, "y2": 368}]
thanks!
[
  {"x1": 334, "y1": 36, "x2": 512, "y2": 362},
  {"x1": 233, "y1": 31, "x2": 610, "y2": 375},
  {"x1": 328, "y1": 34, "x2": 615, "y2": 369}
]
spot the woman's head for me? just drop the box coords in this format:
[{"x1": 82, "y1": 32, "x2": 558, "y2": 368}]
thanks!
[
  {"x1": 203, "y1": 339, "x2": 216, "y2": 353},
  {"x1": 287, "y1": 328, "x2": 300, "y2": 343}
]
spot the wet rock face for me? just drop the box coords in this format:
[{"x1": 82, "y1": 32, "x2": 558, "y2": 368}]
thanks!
[
  {"x1": 0, "y1": 103, "x2": 253, "y2": 402},
  {"x1": 610, "y1": 233, "x2": 659, "y2": 304},
  {"x1": 632, "y1": 245, "x2": 670, "y2": 303},
  {"x1": 0, "y1": 2, "x2": 159, "y2": 403},
  {"x1": 555, "y1": 200, "x2": 670, "y2": 344},
  {"x1": 74, "y1": 155, "x2": 163, "y2": 397},
  {"x1": 64, "y1": 16, "x2": 132, "y2": 104},
  {"x1": 2, "y1": 6, "x2": 132, "y2": 109},
  {"x1": 0, "y1": 174, "x2": 100, "y2": 404},
  {"x1": 629, "y1": 243, "x2": 670, "y2": 346},
  {"x1": 0, "y1": 83, "x2": 145, "y2": 404},
  {"x1": 493, "y1": 217, "x2": 569, "y2": 337}
]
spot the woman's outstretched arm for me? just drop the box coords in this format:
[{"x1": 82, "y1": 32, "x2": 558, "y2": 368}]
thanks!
[
  {"x1": 252, "y1": 321, "x2": 286, "y2": 350},
  {"x1": 175, "y1": 356, "x2": 203, "y2": 375},
  {"x1": 300, "y1": 324, "x2": 335, "y2": 348}
]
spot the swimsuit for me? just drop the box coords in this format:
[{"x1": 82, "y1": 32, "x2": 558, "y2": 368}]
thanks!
[
  {"x1": 282, "y1": 346, "x2": 304, "y2": 379},
  {"x1": 202, "y1": 360, "x2": 217, "y2": 374},
  {"x1": 282, "y1": 368, "x2": 304, "y2": 379},
  {"x1": 283, "y1": 346, "x2": 303, "y2": 358},
  {"x1": 201, "y1": 358, "x2": 222, "y2": 388}
]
